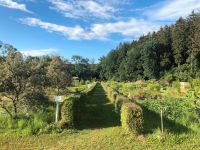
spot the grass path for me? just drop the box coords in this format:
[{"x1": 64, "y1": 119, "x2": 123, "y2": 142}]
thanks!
[
  {"x1": 1, "y1": 83, "x2": 200, "y2": 149},
  {"x1": 78, "y1": 83, "x2": 120, "y2": 129}
]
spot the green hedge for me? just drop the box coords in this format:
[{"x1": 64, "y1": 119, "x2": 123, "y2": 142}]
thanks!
[
  {"x1": 60, "y1": 95, "x2": 80, "y2": 128},
  {"x1": 102, "y1": 82, "x2": 131, "y2": 113},
  {"x1": 121, "y1": 103, "x2": 144, "y2": 134},
  {"x1": 101, "y1": 82, "x2": 120, "y2": 103},
  {"x1": 60, "y1": 82, "x2": 96, "y2": 129},
  {"x1": 115, "y1": 95, "x2": 129, "y2": 113}
]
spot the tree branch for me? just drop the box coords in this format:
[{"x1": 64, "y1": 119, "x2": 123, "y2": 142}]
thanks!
[{"x1": 0, "y1": 98, "x2": 13, "y2": 119}]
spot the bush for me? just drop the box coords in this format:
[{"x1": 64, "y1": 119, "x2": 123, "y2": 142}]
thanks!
[
  {"x1": 102, "y1": 82, "x2": 120, "y2": 103},
  {"x1": 60, "y1": 82, "x2": 96, "y2": 129},
  {"x1": 60, "y1": 95, "x2": 80, "y2": 128},
  {"x1": 132, "y1": 93, "x2": 146, "y2": 100},
  {"x1": 17, "y1": 119, "x2": 27, "y2": 130},
  {"x1": 115, "y1": 95, "x2": 129, "y2": 113},
  {"x1": 147, "y1": 82, "x2": 160, "y2": 91},
  {"x1": 172, "y1": 81, "x2": 180, "y2": 89},
  {"x1": 121, "y1": 103, "x2": 143, "y2": 134}
]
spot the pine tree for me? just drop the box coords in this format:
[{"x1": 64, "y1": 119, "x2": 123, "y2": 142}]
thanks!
[
  {"x1": 187, "y1": 11, "x2": 200, "y2": 73},
  {"x1": 157, "y1": 26, "x2": 174, "y2": 72},
  {"x1": 141, "y1": 40, "x2": 161, "y2": 79},
  {"x1": 172, "y1": 17, "x2": 187, "y2": 68}
]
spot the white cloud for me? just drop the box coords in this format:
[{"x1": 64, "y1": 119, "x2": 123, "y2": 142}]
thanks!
[
  {"x1": 20, "y1": 48, "x2": 57, "y2": 56},
  {"x1": 91, "y1": 19, "x2": 159, "y2": 38},
  {"x1": 20, "y1": 17, "x2": 91, "y2": 40},
  {"x1": 48, "y1": 0, "x2": 116, "y2": 19},
  {"x1": 20, "y1": 17, "x2": 159, "y2": 40},
  {"x1": 0, "y1": 0, "x2": 32, "y2": 13},
  {"x1": 146, "y1": 0, "x2": 200, "y2": 21}
]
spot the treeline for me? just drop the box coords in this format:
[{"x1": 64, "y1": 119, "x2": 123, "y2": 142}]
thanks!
[{"x1": 98, "y1": 11, "x2": 200, "y2": 82}]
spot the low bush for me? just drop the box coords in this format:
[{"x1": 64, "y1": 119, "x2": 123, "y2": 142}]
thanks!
[
  {"x1": 60, "y1": 95, "x2": 80, "y2": 128},
  {"x1": 121, "y1": 103, "x2": 143, "y2": 135},
  {"x1": 115, "y1": 95, "x2": 129, "y2": 113},
  {"x1": 172, "y1": 81, "x2": 180, "y2": 90},
  {"x1": 102, "y1": 82, "x2": 121, "y2": 103},
  {"x1": 0, "y1": 105, "x2": 55, "y2": 135},
  {"x1": 60, "y1": 82, "x2": 96, "y2": 129},
  {"x1": 147, "y1": 82, "x2": 160, "y2": 91}
]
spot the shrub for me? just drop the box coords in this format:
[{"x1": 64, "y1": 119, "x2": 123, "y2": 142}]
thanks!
[
  {"x1": 60, "y1": 95, "x2": 80, "y2": 128},
  {"x1": 0, "y1": 115, "x2": 10, "y2": 129},
  {"x1": 60, "y1": 82, "x2": 96, "y2": 129},
  {"x1": 172, "y1": 81, "x2": 180, "y2": 89},
  {"x1": 147, "y1": 82, "x2": 160, "y2": 91},
  {"x1": 101, "y1": 82, "x2": 121, "y2": 103},
  {"x1": 133, "y1": 93, "x2": 146, "y2": 100},
  {"x1": 121, "y1": 103, "x2": 143, "y2": 134},
  {"x1": 115, "y1": 95, "x2": 129, "y2": 113},
  {"x1": 17, "y1": 119, "x2": 27, "y2": 130}
]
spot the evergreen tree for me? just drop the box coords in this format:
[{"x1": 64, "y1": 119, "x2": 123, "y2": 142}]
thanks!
[
  {"x1": 172, "y1": 17, "x2": 187, "y2": 68},
  {"x1": 141, "y1": 40, "x2": 161, "y2": 79},
  {"x1": 187, "y1": 11, "x2": 200, "y2": 73}
]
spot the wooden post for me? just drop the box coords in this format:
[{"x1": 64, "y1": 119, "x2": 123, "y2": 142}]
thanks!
[
  {"x1": 55, "y1": 102, "x2": 60, "y2": 123},
  {"x1": 55, "y1": 96, "x2": 62, "y2": 123},
  {"x1": 161, "y1": 108, "x2": 164, "y2": 134},
  {"x1": 160, "y1": 106, "x2": 166, "y2": 134}
]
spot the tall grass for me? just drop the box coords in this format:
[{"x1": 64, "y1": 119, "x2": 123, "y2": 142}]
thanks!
[{"x1": 0, "y1": 105, "x2": 55, "y2": 135}]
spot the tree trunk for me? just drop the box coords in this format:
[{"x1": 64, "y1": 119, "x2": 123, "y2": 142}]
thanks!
[
  {"x1": 191, "y1": 53, "x2": 194, "y2": 74},
  {"x1": 12, "y1": 99, "x2": 18, "y2": 120}
]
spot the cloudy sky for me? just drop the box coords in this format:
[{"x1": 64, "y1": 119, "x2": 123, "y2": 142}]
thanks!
[{"x1": 0, "y1": 0, "x2": 200, "y2": 61}]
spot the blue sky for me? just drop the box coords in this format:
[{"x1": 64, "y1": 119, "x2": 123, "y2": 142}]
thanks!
[{"x1": 0, "y1": 0, "x2": 200, "y2": 62}]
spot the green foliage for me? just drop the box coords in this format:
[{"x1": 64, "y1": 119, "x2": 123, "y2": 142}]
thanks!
[
  {"x1": 142, "y1": 98, "x2": 199, "y2": 131},
  {"x1": 47, "y1": 56, "x2": 72, "y2": 95},
  {"x1": 172, "y1": 81, "x2": 180, "y2": 90},
  {"x1": 98, "y1": 12, "x2": 200, "y2": 81},
  {"x1": 60, "y1": 95, "x2": 80, "y2": 128},
  {"x1": 0, "y1": 105, "x2": 55, "y2": 135},
  {"x1": 71, "y1": 55, "x2": 98, "y2": 80},
  {"x1": 121, "y1": 103, "x2": 143, "y2": 134},
  {"x1": 172, "y1": 17, "x2": 187, "y2": 68},
  {"x1": 60, "y1": 82, "x2": 96, "y2": 129},
  {"x1": 115, "y1": 95, "x2": 129, "y2": 113},
  {"x1": 146, "y1": 81, "x2": 160, "y2": 91},
  {"x1": 141, "y1": 40, "x2": 161, "y2": 79}
]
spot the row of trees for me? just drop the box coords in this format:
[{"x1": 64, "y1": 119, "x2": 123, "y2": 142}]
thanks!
[
  {"x1": 0, "y1": 44, "x2": 98, "y2": 120},
  {"x1": 0, "y1": 45, "x2": 73, "y2": 119},
  {"x1": 98, "y1": 12, "x2": 200, "y2": 81}
]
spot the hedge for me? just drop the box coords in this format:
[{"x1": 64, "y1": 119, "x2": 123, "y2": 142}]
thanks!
[
  {"x1": 60, "y1": 94, "x2": 80, "y2": 128},
  {"x1": 121, "y1": 103, "x2": 144, "y2": 134},
  {"x1": 60, "y1": 82, "x2": 96, "y2": 128},
  {"x1": 115, "y1": 95, "x2": 129, "y2": 113},
  {"x1": 101, "y1": 82, "x2": 130, "y2": 113}
]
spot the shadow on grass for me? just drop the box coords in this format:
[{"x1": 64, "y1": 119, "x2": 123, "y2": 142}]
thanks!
[
  {"x1": 140, "y1": 105, "x2": 192, "y2": 134},
  {"x1": 77, "y1": 83, "x2": 120, "y2": 130}
]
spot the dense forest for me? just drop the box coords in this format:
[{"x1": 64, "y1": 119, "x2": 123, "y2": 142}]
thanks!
[{"x1": 98, "y1": 11, "x2": 200, "y2": 82}]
